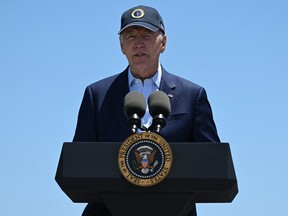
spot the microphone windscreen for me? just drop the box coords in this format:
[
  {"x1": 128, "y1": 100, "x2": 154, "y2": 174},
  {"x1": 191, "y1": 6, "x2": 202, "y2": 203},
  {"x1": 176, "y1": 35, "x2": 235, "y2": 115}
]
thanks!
[
  {"x1": 124, "y1": 91, "x2": 146, "y2": 118},
  {"x1": 148, "y1": 91, "x2": 171, "y2": 118}
]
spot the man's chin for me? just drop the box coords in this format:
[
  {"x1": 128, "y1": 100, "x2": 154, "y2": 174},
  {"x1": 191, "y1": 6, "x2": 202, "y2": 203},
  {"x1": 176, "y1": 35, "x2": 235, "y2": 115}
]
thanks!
[{"x1": 130, "y1": 60, "x2": 148, "y2": 67}]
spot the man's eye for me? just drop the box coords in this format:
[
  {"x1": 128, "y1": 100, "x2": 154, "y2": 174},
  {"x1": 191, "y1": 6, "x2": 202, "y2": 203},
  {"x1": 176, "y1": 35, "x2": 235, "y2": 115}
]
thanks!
[
  {"x1": 144, "y1": 34, "x2": 152, "y2": 38},
  {"x1": 126, "y1": 35, "x2": 135, "y2": 39}
]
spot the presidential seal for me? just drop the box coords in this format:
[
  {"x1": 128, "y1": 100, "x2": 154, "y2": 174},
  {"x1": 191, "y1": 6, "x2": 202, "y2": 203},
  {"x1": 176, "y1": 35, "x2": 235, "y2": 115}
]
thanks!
[
  {"x1": 118, "y1": 132, "x2": 173, "y2": 187},
  {"x1": 131, "y1": 8, "x2": 145, "y2": 19}
]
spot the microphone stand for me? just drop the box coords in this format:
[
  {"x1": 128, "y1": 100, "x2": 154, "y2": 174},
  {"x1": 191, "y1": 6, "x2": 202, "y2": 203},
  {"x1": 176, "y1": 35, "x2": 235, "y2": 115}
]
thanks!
[{"x1": 148, "y1": 114, "x2": 167, "y2": 133}]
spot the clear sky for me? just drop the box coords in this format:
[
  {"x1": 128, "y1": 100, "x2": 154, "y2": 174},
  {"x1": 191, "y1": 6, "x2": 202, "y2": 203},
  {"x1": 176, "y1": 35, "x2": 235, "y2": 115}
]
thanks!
[{"x1": 0, "y1": 0, "x2": 287, "y2": 215}]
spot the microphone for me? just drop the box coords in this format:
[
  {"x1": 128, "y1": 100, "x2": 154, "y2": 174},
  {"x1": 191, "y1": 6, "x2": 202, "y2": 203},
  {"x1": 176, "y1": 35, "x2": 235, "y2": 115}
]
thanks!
[
  {"x1": 124, "y1": 91, "x2": 146, "y2": 133},
  {"x1": 148, "y1": 91, "x2": 171, "y2": 133}
]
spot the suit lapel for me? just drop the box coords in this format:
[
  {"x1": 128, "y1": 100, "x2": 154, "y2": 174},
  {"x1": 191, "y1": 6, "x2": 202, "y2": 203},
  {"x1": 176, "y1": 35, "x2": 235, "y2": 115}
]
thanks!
[
  {"x1": 108, "y1": 68, "x2": 131, "y2": 134},
  {"x1": 159, "y1": 67, "x2": 177, "y2": 111}
]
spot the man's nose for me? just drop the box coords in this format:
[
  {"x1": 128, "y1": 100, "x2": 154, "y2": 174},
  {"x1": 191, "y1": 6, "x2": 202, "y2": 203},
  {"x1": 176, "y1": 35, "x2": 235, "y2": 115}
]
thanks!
[{"x1": 135, "y1": 36, "x2": 144, "y2": 47}]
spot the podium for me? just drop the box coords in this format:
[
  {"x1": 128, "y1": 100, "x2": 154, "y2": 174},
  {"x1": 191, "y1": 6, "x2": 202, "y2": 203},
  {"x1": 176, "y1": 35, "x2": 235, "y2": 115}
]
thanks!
[{"x1": 55, "y1": 142, "x2": 238, "y2": 216}]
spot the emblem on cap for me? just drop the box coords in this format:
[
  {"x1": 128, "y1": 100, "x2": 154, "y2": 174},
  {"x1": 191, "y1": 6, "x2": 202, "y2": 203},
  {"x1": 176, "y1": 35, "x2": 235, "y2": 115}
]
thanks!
[
  {"x1": 118, "y1": 132, "x2": 173, "y2": 187},
  {"x1": 131, "y1": 8, "x2": 145, "y2": 19}
]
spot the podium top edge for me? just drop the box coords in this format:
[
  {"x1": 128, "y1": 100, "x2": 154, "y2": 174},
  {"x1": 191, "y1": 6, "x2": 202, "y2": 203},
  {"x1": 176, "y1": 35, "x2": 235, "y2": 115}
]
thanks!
[{"x1": 63, "y1": 142, "x2": 229, "y2": 145}]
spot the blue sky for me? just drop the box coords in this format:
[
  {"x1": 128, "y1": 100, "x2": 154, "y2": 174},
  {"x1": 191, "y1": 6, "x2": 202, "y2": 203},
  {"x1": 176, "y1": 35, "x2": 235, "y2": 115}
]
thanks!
[{"x1": 0, "y1": 0, "x2": 287, "y2": 215}]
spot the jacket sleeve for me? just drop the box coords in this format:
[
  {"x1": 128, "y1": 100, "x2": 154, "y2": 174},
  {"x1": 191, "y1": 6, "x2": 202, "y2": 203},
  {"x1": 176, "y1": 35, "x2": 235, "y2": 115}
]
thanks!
[
  {"x1": 192, "y1": 87, "x2": 220, "y2": 142},
  {"x1": 73, "y1": 86, "x2": 97, "y2": 142}
]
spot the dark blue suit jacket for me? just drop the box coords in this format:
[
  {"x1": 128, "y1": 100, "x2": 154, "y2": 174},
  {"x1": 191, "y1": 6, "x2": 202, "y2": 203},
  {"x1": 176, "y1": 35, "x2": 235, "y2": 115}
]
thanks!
[
  {"x1": 73, "y1": 66, "x2": 220, "y2": 215},
  {"x1": 74, "y1": 66, "x2": 219, "y2": 143}
]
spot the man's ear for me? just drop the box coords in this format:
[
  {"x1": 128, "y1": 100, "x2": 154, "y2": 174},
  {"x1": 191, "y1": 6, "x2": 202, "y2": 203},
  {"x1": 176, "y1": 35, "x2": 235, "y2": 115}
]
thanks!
[
  {"x1": 119, "y1": 37, "x2": 126, "y2": 54},
  {"x1": 161, "y1": 35, "x2": 167, "y2": 53}
]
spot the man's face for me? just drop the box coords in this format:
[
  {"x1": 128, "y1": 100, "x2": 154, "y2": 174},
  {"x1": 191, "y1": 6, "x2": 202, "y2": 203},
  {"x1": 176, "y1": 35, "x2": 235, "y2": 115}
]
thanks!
[{"x1": 120, "y1": 26, "x2": 166, "y2": 80}]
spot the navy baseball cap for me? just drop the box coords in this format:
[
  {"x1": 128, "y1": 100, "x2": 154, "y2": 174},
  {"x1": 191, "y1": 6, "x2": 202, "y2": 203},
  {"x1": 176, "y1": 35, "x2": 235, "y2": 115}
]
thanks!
[{"x1": 118, "y1": 5, "x2": 165, "y2": 35}]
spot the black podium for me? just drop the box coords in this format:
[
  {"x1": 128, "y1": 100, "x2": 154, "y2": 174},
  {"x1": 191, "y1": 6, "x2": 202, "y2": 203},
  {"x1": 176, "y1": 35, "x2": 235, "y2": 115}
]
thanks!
[{"x1": 55, "y1": 142, "x2": 238, "y2": 216}]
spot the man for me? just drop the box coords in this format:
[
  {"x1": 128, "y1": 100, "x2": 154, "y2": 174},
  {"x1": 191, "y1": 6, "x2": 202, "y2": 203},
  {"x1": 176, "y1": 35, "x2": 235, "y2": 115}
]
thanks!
[{"x1": 73, "y1": 5, "x2": 220, "y2": 216}]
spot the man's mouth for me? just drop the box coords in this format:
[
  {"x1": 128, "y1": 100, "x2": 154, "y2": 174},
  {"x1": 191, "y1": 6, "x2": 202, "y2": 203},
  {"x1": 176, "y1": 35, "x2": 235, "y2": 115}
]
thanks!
[{"x1": 134, "y1": 53, "x2": 146, "y2": 57}]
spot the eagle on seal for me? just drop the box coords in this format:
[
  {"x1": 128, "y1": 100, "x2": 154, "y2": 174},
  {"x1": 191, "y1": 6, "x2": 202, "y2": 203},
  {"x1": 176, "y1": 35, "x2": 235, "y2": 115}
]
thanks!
[{"x1": 134, "y1": 149, "x2": 157, "y2": 173}]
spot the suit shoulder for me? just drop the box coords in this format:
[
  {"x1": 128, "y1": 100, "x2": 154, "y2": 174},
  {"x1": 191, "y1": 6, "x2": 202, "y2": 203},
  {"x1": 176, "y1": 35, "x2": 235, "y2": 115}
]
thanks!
[
  {"x1": 86, "y1": 69, "x2": 128, "y2": 92},
  {"x1": 164, "y1": 70, "x2": 204, "y2": 91},
  {"x1": 88, "y1": 74, "x2": 119, "y2": 90}
]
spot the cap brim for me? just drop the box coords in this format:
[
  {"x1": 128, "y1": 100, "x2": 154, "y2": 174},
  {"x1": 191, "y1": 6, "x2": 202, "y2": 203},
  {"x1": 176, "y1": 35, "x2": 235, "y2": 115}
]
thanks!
[{"x1": 118, "y1": 22, "x2": 159, "y2": 35}]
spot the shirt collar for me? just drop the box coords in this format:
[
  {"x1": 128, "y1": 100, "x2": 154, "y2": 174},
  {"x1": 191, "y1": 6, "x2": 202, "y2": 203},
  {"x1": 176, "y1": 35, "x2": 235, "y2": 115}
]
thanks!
[{"x1": 128, "y1": 64, "x2": 162, "y2": 88}]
